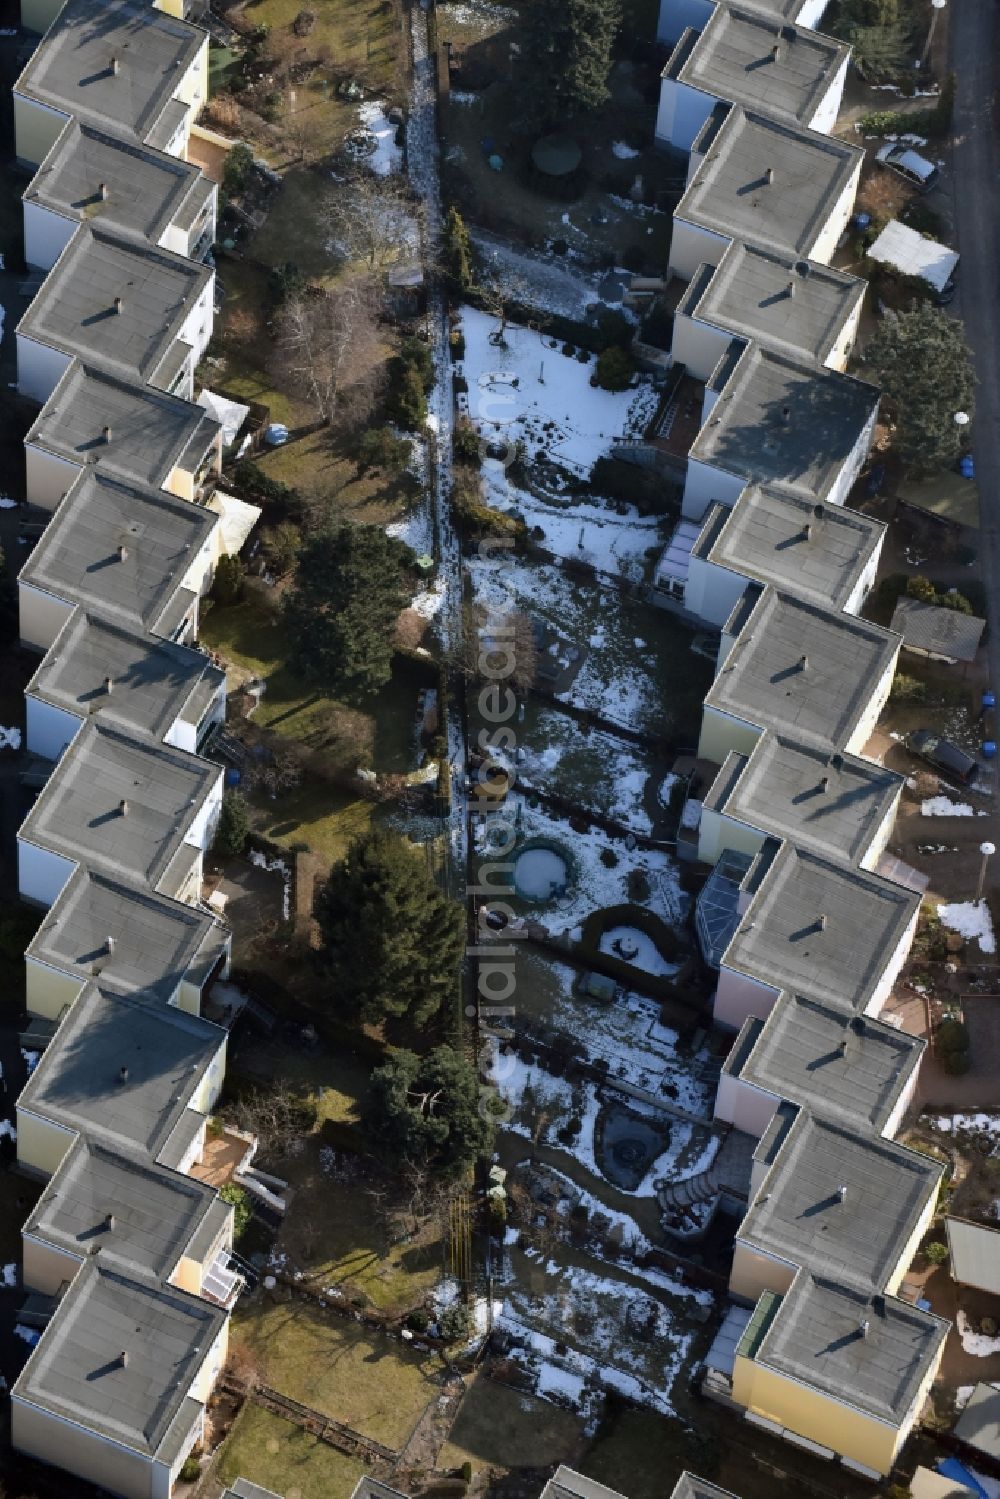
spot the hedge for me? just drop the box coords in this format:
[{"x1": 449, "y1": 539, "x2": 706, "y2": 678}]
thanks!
[
  {"x1": 859, "y1": 73, "x2": 955, "y2": 139},
  {"x1": 573, "y1": 904, "x2": 690, "y2": 1003}
]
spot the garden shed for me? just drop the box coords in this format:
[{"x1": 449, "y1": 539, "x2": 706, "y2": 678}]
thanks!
[
  {"x1": 868, "y1": 219, "x2": 959, "y2": 295},
  {"x1": 946, "y1": 1216, "x2": 1000, "y2": 1295}
]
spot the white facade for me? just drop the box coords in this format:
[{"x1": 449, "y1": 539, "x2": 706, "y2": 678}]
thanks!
[
  {"x1": 715, "y1": 1066, "x2": 780, "y2": 1137},
  {"x1": 19, "y1": 580, "x2": 73, "y2": 655},
  {"x1": 656, "y1": 78, "x2": 716, "y2": 154},
  {"x1": 669, "y1": 216, "x2": 729, "y2": 279},
  {"x1": 25, "y1": 442, "x2": 80, "y2": 512},
  {"x1": 714, "y1": 965, "x2": 780, "y2": 1032},
  {"x1": 684, "y1": 553, "x2": 750, "y2": 628},
  {"x1": 682, "y1": 458, "x2": 743, "y2": 521},
  {"x1": 17, "y1": 332, "x2": 72, "y2": 404},
  {"x1": 26, "y1": 694, "x2": 80, "y2": 762},
  {"x1": 657, "y1": 0, "x2": 713, "y2": 46},
  {"x1": 23, "y1": 197, "x2": 75, "y2": 271},
  {"x1": 18, "y1": 838, "x2": 74, "y2": 909}
]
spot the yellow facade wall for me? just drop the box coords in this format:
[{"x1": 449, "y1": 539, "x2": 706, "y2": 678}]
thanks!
[
  {"x1": 165, "y1": 466, "x2": 196, "y2": 503},
  {"x1": 191, "y1": 1320, "x2": 229, "y2": 1402},
  {"x1": 730, "y1": 1241, "x2": 796, "y2": 1304},
  {"x1": 698, "y1": 706, "x2": 762, "y2": 765},
  {"x1": 17, "y1": 1110, "x2": 75, "y2": 1179},
  {"x1": 176, "y1": 980, "x2": 202, "y2": 1017},
  {"x1": 172, "y1": 1254, "x2": 202, "y2": 1296},
  {"x1": 26, "y1": 960, "x2": 83, "y2": 1021},
  {"x1": 886, "y1": 1184, "x2": 939, "y2": 1296},
  {"x1": 153, "y1": 0, "x2": 185, "y2": 16},
  {"x1": 15, "y1": 94, "x2": 68, "y2": 169},
  {"x1": 733, "y1": 1355, "x2": 897, "y2": 1475}
]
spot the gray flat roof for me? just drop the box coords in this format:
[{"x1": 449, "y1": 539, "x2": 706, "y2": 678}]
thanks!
[
  {"x1": 225, "y1": 1479, "x2": 286, "y2": 1499},
  {"x1": 738, "y1": 991, "x2": 924, "y2": 1132},
  {"x1": 705, "y1": 588, "x2": 899, "y2": 748},
  {"x1": 678, "y1": 107, "x2": 861, "y2": 258},
  {"x1": 722, "y1": 841, "x2": 918, "y2": 1011},
  {"x1": 26, "y1": 120, "x2": 209, "y2": 243},
  {"x1": 955, "y1": 1383, "x2": 1000, "y2": 1459},
  {"x1": 28, "y1": 361, "x2": 219, "y2": 491},
  {"x1": 18, "y1": 982, "x2": 223, "y2": 1159},
  {"x1": 18, "y1": 224, "x2": 209, "y2": 385},
  {"x1": 19, "y1": 718, "x2": 219, "y2": 888},
  {"x1": 699, "y1": 484, "x2": 884, "y2": 609},
  {"x1": 19, "y1": 469, "x2": 216, "y2": 635},
  {"x1": 890, "y1": 597, "x2": 986, "y2": 664},
  {"x1": 675, "y1": 6, "x2": 849, "y2": 126},
  {"x1": 13, "y1": 1259, "x2": 224, "y2": 1456},
  {"x1": 541, "y1": 1472, "x2": 628, "y2": 1499},
  {"x1": 27, "y1": 866, "x2": 225, "y2": 1004},
  {"x1": 671, "y1": 1478, "x2": 741, "y2": 1499},
  {"x1": 756, "y1": 1273, "x2": 948, "y2": 1423},
  {"x1": 25, "y1": 1135, "x2": 216, "y2": 1281},
  {"x1": 16, "y1": 0, "x2": 205, "y2": 145},
  {"x1": 691, "y1": 242, "x2": 864, "y2": 364},
  {"x1": 27, "y1": 609, "x2": 224, "y2": 740},
  {"x1": 742, "y1": 1111, "x2": 941, "y2": 1290},
  {"x1": 690, "y1": 344, "x2": 879, "y2": 497},
  {"x1": 718, "y1": 732, "x2": 901, "y2": 863}
]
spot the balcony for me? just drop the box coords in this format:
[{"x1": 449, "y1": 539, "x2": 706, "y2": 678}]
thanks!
[
  {"x1": 202, "y1": 1244, "x2": 244, "y2": 1308},
  {"x1": 191, "y1": 1123, "x2": 255, "y2": 1189}
]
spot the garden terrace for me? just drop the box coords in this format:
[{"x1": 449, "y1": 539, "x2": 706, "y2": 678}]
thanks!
[
  {"x1": 727, "y1": 992, "x2": 924, "y2": 1134},
  {"x1": 685, "y1": 243, "x2": 864, "y2": 367},
  {"x1": 695, "y1": 483, "x2": 884, "y2": 610},
  {"x1": 720, "y1": 841, "x2": 919, "y2": 1014},
  {"x1": 704, "y1": 588, "x2": 899, "y2": 748},
  {"x1": 27, "y1": 363, "x2": 220, "y2": 493},
  {"x1": 676, "y1": 107, "x2": 861, "y2": 260},
  {"x1": 689, "y1": 344, "x2": 879, "y2": 499}
]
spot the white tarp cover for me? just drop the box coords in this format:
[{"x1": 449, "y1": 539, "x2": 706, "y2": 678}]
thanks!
[
  {"x1": 868, "y1": 219, "x2": 959, "y2": 294},
  {"x1": 197, "y1": 388, "x2": 250, "y2": 447},
  {"x1": 208, "y1": 490, "x2": 261, "y2": 555}
]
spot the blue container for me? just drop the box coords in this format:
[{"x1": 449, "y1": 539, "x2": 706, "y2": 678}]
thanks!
[
  {"x1": 983, "y1": 691, "x2": 996, "y2": 712},
  {"x1": 854, "y1": 212, "x2": 871, "y2": 230},
  {"x1": 983, "y1": 741, "x2": 997, "y2": 759},
  {"x1": 960, "y1": 455, "x2": 975, "y2": 479},
  {"x1": 225, "y1": 766, "x2": 241, "y2": 787}
]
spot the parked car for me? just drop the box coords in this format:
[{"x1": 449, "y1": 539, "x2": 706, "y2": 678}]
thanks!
[
  {"x1": 905, "y1": 729, "x2": 979, "y2": 785},
  {"x1": 875, "y1": 143, "x2": 939, "y2": 192}
]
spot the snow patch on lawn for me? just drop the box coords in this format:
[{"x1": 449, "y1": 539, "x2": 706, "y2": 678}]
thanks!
[
  {"x1": 922, "y1": 795, "x2": 976, "y2": 817},
  {"x1": 248, "y1": 849, "x2": 292, "y2": 923},
  {"x1": 599, "y1": 925, "x2": 679, "y2": 978},
  {"x1": 0, "y1": 725, "x2": 21, "y2": 750},
  {"x1": 938, "y1": 900, "x2": 996, "y2": 954},
  {"x1": 958, "y1": 1310, "x2": 1000, "y2": 1356},
  {"x1": 612, "y1": 141, "x2": 641, "y2": 159},
  {"x1": 355, "y1": 101, "x2": 403, "y2": 176},
  {"x1": 934, "y1": 1113, "x2": 1000, "y2": 1135}
]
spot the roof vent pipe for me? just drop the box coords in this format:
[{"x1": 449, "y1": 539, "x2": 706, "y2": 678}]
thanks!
[
  {"x1": 110, "y1": 55, "x2": 120, "y2": 75},
  {"x1": 798, "y1": 654, "x2": 808, "y2": 671},
  {"x1": 98, "y1": 182, "x2": 108, "y2": 201},
  {"x1": 118, "y1": 542, "x2": 128, "y2": 561},
  {"x1": 771, "y1": 43, "x2": 781, "y2": 62},
  {"x1": 802, "y1": 522, "x2": 812, "y2": 541},
  {"x1": 102, "y1": 424, "x2": 112, "y2": 443},
  {"x1": 818, "y1": 775, "x2": 829, "y2": 792},
  {"x1": 764, "y1": 165, "x2": 774, "y2": 185},
  {"x1": 104, "y1": 674, "x2": 113, "y2": 693},
  {"x1": 106, "y1": 935, "x2": 115, "y2": 954},
  {"x1": 859, "y1": 1319, "x2": 869, "y2": 1338},
  {"x1": 119, "y1": 1066, "x2": 129, "y2": 1084},
  {"x1": 105, "y1": 1212, "x2": 115, "y2": 1231},
  {"x1": 818, "y1": 913, "x2": 828, "y2": 931},
  {"x1": 781, "y1": 404, "x2": 791, "y2": 423},
  {"x1": 119, "y1": 798, "x2": 128, "y2": 816},
  {"x1": 119, "y1": 1350, "x2": 129, "y2": 1367},
  {"x1": 838, "y1": 1184, "x2": 847, "y2": 1201},
  {"x1": 786, "y1": 279, "x2": 795, "y2": 298},
  {"x1": 113, "y1": 296, "x2": 123, "y2": 314}
]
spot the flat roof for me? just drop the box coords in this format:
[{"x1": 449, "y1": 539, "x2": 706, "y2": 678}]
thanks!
[
  {"x1": 18, "y1": 224, "x2": 210, "y2": 385},
  {"x1": 26, "y1": 120, "x2": 209, "y2": 243},
  {"x1": 25, "y1": 1135, "x2": 217, "y2": 1281},
  {"x1": 737, "y1": 991, "x2": 924, "y2": 1132},
  {"x1": 955, "y1": 1383, "x2": 1000, "y2": 1459},
  {"x1": 722, "y1": 841, "x2": 918, "y2": 1011},
  {"x1": 675, "y1": 7, "x2": 849, "y2": 127},
  {"x1": 18, "y1": 982, "x2": 223, "y2": 1159},
  {"x1": 756, "y1": 1273, "x2": 948, "y2": 1423},
  {"x1": 890, "y1": 597, "x2": 986, "y2": 664},
  {"x1": 19, "y1": 718, "x2": 219, "y2": 888},
  {"x1": 13, "y1": 1259, "x2": 224, "y2": 1456},
  {"x1": 28, "y1": 361, "x2": 219, "y2": 491},
  {"x1": 705, "y1": 587, "x2": 899, "y2": 748},
  {"x1": 671, "y1": 1478, "x2": 741, "y2": 1499},
  {"x1": 678, "y1": 107, "x2": 861, "y2": 259},
  {"x1": 691, "y1": 242, "x2": 864, "y2": 365},
  {"x1": 27, "y1": 609, "x2": 224, "y2": 741},
  {"x1": 27, "y1": 866, "x2": 226, "y2": 1004},
  {"x1": 16, "y1": 0, "x2": 205, "y2": 145},
  {"x1": 698, "y1": 484, "x2": 884, "y2": 610},
  {"x1": 19, "y1": 469, "x2": 216, "y2": 635},
  {"x1": 742, "y1": 1111, "x2": 941, "y2": 1289},
  {"x1": 718, "y1": 732, "x2": 901, "y2": 863},
  {"x1": 690, "y1": 344, "x2": 879, "y2": 498}
]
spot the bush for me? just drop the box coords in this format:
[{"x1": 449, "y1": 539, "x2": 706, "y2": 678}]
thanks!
[
  {"x1": 594, "y1": 345, "x2": 635, "y2": 392},
  {"x1": 222, "y1": 140, "x2": 254, "y2": 197},
  {"x1": 358, "y1": 426, "x2": 412, "y2": 474},
  {"x1": 268, "y1": 260, "x2": 307, "y2": 307},
  {"x1": 213, "y1": 552, "x2": 245, "y2": 606},
  {"x1": 260, "y1": 91, "x2": 283, "y2": 123},
  {"x1": 400, "y1": 336, "x2": 435, "y2": 392},
  {"x1": 453, "y1": 418, "x2": 481, "y2": 466},
  {"x1": 590, "y1": 455, "x2": 673, "y2": 513},
  {"x1": 439, "y1": 1303, "x2": 473, "y2": 1342},
  {"x1": 232, "y1": 460, "x2": 305, "y2": 521},
  {"x1": 890, "y1": 672, "x2": 928, "y2": 704},
  {"x1": 390, "y1": 362, "x2": 428, "y2": 429},
  {"x1": 859, "y1": 73, "x2": 956, "y2": 139},
  {"x1": 220, "y1": 1182, "x2": 253, "y2": 1241},
  {"x1": 461, "y1": 1461, "x2": 474, "y2": 1484},
  {"x1": 180, "y1": 1456, "x2": 201, "y2": 1483},
  {"x1": 562, "y1": 342, "x2": 576, "y2": 357},
  {"x1": 924, "y1": 1240, "x2": 949, "y2": 1265},
  {"x1": 261, "y1": 521, "x2": 300, "y2": 577},
  {"x1": 214, "y1": 791, "x2": 250, "y2": 857},
  {"x1": 407, "y1": 1307, "x2": 430, "y2": 1332}
]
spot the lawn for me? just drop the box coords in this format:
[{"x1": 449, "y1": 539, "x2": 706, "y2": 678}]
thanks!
[
  {"x1": 205, "y1": 260, "x2": 311, "y2": 428},
  {"x1": 438, "y1": 1373, "x2": 585, "y2": 1472},
  {"x1": 217, "y1": 1405, "x2": 367, "y2": 1499},
  {"x1": 255, "y1": 425, "x2": 419, "y2": 530},
  {"x1": 232, "y1": 1296, "x2": 438, "y2": 1446}
]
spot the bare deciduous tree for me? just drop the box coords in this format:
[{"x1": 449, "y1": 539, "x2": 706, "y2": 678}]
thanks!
[
  {"x1": 452, "y1": 601, "x2": 537, "y2": 696},
  {"x1": 221, "y1": 1078, "x2": 314, "y2": 1159},
  {"x1": 273, "y1": 278, "x2": 383, "y2": 427},
  {"x1": 320, "y1": 172, "x2": 420, "y2": 281}
]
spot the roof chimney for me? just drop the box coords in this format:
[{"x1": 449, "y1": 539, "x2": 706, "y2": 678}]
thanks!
[
  {"x1": 781, "y1": 404, "x2": 791, "y2": 423},
  {"x1": 119, "y1": 798, "x2": 128, "y2": 816},
  {"x1": 105, "y1": 1212, "x2": 115, "y2": 1232},
  {"x1": 104, "y1": 674, "x2": 113, "y2": 694},
  {"x1": 106, "y1": 935, "x2": 115, "y2": 954},
  {"x1": 119, "y1": 1065, "x2": 129, "y2": 1085},
  {"x1": 764, "y1": 165, "x2": 774, "y2": 185},
  {"x1": 113, "y1": 296, "x2": 123, "y2": 315},
  {"x1": 117, "y1": 542, "x2": 128, "y2": 561},
  {"x1": 98, "y1": 182, "x2": 108, "y2": 201},
  {"x1": 786, "y1": 279, "x2": 795, "y2": 298},
  {"x1": 771, "y1": 42, "x2": 781, "y2": 62},
  {"x1": 102, "y1": 424, "x2": 112, "y2": 443},
  {"x1": 119, "y1": 1350, "x2": 129, "y2": 1368},
  {"x1": 838, "y1": 1184, "x2": 847, "y2": 1202},
  {"x1": 802, "y1": 522, "x2": 812, "y2": 541},
  {"x1": 818, "y1": 775, "x2": 829, "y2": 793},
  {"x1": 859, "y1": 1318, "x2": 869, "y2": 1338},
  {"x1": 110, "y1": 55, "x2": 120, "y2": 76},
  {"x1": 818, "y1": 912, "x2": 828, "y2": 931},
  {"x1": 798, "y1": 654, "x2": 808, "y2": 671}
]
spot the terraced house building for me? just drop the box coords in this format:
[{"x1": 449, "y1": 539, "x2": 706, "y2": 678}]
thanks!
[
  {"x1": 653, "y1": 0, "x2": 949, "y2": 1479},
  {"x1": 5, "y1": 0, "x2": 262, "y2": 1495}
]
